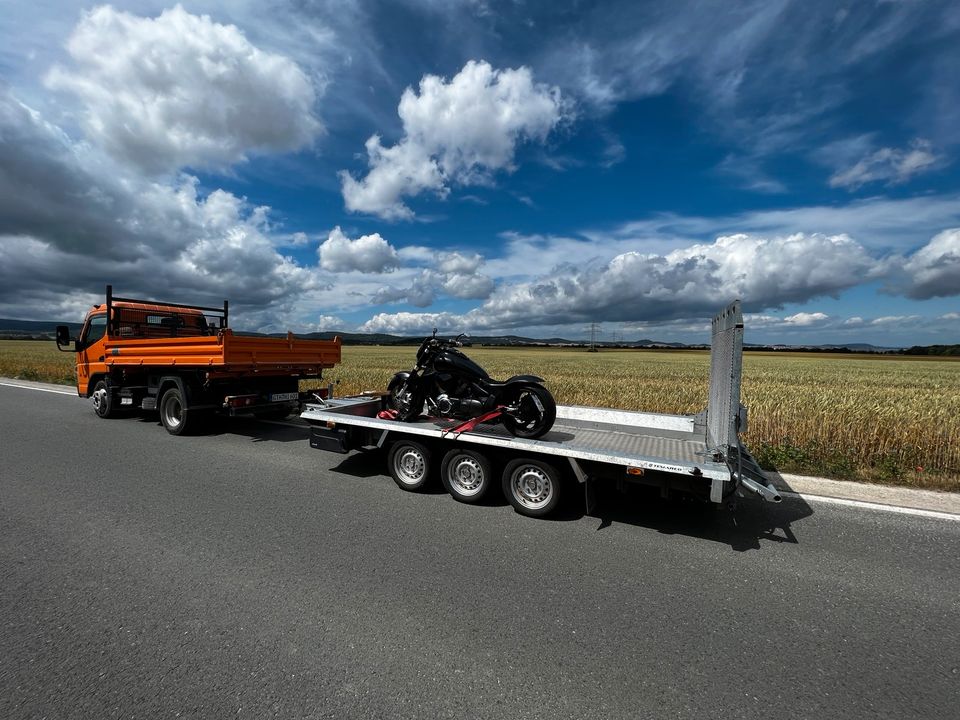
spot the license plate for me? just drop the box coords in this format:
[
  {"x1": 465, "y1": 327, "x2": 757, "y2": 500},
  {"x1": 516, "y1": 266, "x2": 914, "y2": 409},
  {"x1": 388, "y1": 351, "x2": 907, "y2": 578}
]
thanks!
[{"x1": 269, "y1": 392, "x2": 298, "y2": 402}]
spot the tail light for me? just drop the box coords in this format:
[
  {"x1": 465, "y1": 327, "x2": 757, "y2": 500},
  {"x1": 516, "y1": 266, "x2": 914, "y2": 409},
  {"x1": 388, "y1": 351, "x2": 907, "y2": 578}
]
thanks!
[{"x1": 224, "y1": 394, "x2": 258, "y2": 408}]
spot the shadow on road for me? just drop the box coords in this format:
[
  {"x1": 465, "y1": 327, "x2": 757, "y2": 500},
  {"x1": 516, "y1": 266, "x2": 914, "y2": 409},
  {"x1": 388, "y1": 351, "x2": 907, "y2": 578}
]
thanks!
[
  {"x1": 597, "y1": 498, "x2": 812, "y2": 553},
  {"x1": 572, "y1": 478, "x2": 813, "y2": 552},
  {"x1": 328, "y1": 449, "x2": 389, "y2": 479},
  {"x1": 134, "y1": 413, "x2": 310, "y2": 443},
  {"x1": 324, "y1": 450, "x2": 814, "y2": 550}
]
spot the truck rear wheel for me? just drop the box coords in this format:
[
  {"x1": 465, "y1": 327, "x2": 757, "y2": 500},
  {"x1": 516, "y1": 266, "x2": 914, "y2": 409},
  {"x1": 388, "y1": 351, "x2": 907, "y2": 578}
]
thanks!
[
  {"x1": 502, "y1": 458, "x2": 562, "y2": 518},
  {"x1": 441, "y1": 448, "x2": 494, "y2": 503},
  {"x1": 159, "y1": 387, "x2": 195, "y2": 436},
  {"x1": 387, "y1": 440, "x2": 433, "y2": 491},
  {"x1": 91, "y1": 379, "x2": 117, "y2": 419}
]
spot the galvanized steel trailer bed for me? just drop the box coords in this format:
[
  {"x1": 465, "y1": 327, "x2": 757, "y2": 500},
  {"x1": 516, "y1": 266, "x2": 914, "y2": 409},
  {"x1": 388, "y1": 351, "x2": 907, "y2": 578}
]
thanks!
[{"x1": 301, "y1": 301, "x2": 781, "y2": 515}]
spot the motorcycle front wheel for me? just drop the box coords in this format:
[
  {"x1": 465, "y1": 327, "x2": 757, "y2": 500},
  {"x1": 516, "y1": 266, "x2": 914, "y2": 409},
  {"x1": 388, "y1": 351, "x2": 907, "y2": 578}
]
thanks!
[
  {"x1": 501, "y1": 383, "x2": 557, "y2": 439},
  {"x1": 387, "y1": 374, "x2": 424, "y2": 421}
]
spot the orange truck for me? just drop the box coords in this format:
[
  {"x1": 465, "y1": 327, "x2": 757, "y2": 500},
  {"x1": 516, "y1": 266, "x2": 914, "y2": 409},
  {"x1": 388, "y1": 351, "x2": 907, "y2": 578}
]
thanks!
[{"x1": 56, "y1": 286, "x2": 341, "y2": 435}]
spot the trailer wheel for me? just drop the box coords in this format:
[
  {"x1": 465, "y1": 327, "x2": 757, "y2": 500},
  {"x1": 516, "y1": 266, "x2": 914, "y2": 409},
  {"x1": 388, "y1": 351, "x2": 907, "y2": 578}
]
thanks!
[
  {"x1": 159, "y1": 387, "x2": 194, "y2": 436},
  {"x1": 387, "y1": 440, "x2": 433, "y2": 491},
  {"x1": 441, "y1": 448, "x2": 493, "y2": 503},
  {"x1": 502, "y1": 458, "x2": 562, "y2": 518},
  {"x1": 91, "y1": 379, "x2": 117, "y2": 419}
]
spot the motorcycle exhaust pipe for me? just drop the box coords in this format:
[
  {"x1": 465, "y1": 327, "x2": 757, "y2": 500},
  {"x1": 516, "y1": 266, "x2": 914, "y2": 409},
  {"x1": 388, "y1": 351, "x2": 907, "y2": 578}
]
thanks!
[{"x1": 739, "y1": 475, "x2": 782, "y2": 503}]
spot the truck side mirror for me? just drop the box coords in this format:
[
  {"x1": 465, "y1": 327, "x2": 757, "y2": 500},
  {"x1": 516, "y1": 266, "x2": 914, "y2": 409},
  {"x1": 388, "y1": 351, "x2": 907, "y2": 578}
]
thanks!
[{"x1": 55, "y1": 325, "x2": 75, "y2": 351}]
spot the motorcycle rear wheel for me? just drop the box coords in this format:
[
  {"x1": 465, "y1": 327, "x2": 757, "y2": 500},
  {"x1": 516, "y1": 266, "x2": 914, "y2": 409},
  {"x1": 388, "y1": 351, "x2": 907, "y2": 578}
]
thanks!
[{"x1": 501, "y1": 383, "x2": 556, "y2": 439}]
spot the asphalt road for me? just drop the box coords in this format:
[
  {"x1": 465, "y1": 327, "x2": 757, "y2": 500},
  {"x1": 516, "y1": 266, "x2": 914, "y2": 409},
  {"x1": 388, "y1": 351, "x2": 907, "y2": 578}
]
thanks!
[{"x1": 1, "y1": 384, "x2": 958, "y2": 719}]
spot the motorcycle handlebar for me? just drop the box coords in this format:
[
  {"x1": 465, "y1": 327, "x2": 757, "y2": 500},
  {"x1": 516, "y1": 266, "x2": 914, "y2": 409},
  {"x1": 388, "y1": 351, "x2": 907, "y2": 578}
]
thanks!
[{"x1": 426, "y1": 337, "x2": 462, "y2": 348}]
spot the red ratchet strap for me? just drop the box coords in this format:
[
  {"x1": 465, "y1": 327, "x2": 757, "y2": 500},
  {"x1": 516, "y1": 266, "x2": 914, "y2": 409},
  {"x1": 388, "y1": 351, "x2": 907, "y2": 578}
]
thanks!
[
  {"x1": 377, "y1": 408, "x2": 399, "y2": 420},
  {"x1": 442, "y1": 406, "x2": 505, "y2": 437}
]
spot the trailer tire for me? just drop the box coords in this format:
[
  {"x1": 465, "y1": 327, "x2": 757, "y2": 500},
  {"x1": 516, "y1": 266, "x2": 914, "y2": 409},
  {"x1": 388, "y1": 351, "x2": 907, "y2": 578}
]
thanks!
[
  {"x1": 388, "y1": 440, "x2": 433, "y2": 491},
  {"x1": 91, "y1": 379, "x2": 117, "y2": 419},
  {"x1": 159, "y1": 387, "x2": 195, "y2": 436},
  {"x1": 502, "y1": 458, "x2": 562, "y2": 518},
  {"x1": 441, "y1": 448, "x2": 494, "y2": 503}
]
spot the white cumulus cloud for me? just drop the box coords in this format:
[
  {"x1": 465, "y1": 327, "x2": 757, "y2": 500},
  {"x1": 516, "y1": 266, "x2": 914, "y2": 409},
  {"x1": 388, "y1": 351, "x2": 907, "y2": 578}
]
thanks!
[
  {"x1": 360, "y1": 311, "x2": 461, "y2": 334},
  {"x1": 318, "y1": 226, "x2": 400, "y2": 273},
  {"x1": 371, "y1": 251, "x2": 494, "y2": 307},
  {"x1": 360, "y1": 232, "x2": 882, "y2": 332},
  {"x1": 340, "y1": 60, "x2": 566, "y2": 219},
  {"x1": 898, "y1": 228, "x2": 960, "y2": 299},
  {"x1": 436, "y1": 251, "x2": 484, "y2": 275},
  {"x1": 784, "y1": 312, "x2": 829, "y2": 325},
  {"x1": 475, "y1": 232, "x2": 878, "y2": 328},
  {"x1": 45, "y1": 4, "x2": 322, "y2": 173},
  {"x1": 0, "y1": 88, "x2": 327, "y2": 322}
]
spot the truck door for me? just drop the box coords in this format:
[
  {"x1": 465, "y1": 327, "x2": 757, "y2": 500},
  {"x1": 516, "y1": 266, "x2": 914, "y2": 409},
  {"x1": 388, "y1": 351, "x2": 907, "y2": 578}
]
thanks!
[{"x1": 76, "y1": 313, "x2": 107, "y2": 395}]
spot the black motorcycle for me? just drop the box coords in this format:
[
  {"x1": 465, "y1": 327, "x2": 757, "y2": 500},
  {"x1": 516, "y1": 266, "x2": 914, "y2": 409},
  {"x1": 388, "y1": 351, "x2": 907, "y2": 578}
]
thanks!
[{"x1": 386, "y1": 331, "x2": 557, "y2": 439}]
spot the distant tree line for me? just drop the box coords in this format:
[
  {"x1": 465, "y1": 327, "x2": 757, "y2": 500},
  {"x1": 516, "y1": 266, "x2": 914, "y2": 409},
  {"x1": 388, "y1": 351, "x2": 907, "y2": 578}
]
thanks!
[{"x1": 899, "y1": 344, "x2": 960, "y2": 356}]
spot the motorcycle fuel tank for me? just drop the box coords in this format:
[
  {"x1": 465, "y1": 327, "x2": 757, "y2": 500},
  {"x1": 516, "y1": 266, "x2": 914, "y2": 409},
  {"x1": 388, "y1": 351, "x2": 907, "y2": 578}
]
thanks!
[{"x1": 433, "y1": 349, "x2": 489, "y2": 379}]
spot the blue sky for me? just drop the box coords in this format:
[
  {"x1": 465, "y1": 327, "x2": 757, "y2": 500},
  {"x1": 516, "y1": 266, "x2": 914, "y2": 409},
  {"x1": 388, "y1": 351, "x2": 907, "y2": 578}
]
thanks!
[{"x1": 1, "y1": 1, "x2": 958, "y2": 346}]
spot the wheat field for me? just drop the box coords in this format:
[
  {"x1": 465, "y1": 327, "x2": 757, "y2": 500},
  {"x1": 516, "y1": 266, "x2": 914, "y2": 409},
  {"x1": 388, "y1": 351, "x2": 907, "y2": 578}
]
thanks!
[{"x1": 3, "y1": 340, "x2": 958, "y2": 490}]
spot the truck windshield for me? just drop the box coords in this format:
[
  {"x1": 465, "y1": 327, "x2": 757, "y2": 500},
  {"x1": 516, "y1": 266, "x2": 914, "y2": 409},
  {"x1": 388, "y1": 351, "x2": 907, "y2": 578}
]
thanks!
[{"x1": 81, "y1": 314, "x2": 106, "y2": 349}]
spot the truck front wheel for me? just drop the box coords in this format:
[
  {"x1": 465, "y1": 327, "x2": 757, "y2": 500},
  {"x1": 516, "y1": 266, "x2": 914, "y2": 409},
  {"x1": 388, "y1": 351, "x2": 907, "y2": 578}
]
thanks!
[
  {"x1": 91, "y1": 379, "x2": 116, "y2": 419},
  {"x1": 160, "y1": 387, "x2": 194, "y2": 436}
]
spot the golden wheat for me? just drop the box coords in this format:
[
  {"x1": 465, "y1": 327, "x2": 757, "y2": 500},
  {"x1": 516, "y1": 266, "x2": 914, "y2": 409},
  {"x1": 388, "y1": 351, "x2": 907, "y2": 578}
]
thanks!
[
  {"x1": 317, "y1": 345, "x2": 959, "y2": 491},
  {"x1": 3, "y1": 340, "x2": 957, "y2": 490}
]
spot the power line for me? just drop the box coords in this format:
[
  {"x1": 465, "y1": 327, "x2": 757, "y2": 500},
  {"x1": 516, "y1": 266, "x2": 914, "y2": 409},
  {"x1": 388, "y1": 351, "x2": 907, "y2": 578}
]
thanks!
[{"x1": 585, "y1": 322, "x2": 601, "y2": 352}]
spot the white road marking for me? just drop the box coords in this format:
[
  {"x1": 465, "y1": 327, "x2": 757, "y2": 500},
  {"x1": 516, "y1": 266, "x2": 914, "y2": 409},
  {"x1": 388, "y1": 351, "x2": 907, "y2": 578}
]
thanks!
[
  {"x1": 0, "y1": 381, "x2": 77, "y2": 396},
  {"x1": 781, "y1": 491, "x2": 960, "y2": 521}
]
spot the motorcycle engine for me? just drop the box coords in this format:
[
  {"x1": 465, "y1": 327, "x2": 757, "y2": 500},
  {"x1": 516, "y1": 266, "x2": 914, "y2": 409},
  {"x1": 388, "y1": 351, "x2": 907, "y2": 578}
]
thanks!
[{"x1": 435, "y1": 393, "x2": 454, "y2": 414}]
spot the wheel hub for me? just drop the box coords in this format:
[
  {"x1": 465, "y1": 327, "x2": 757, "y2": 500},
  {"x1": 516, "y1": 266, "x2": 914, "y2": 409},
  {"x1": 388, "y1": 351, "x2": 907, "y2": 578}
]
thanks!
[
  {"x1": 514, "y1": 467, "x2": 550, "y2": 506},
  {"x1": 452, "y1": 458, "x2": 482, "y2": 491},
  {"x1": 163, "y1": 397, "x2": 182, "y2": 429},
  {"x1": 397, "y1": 449, "x2": 425, "y2": 482}
]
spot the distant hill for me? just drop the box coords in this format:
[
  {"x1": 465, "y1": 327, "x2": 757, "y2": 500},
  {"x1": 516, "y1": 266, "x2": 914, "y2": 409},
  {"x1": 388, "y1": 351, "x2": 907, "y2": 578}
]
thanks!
[
  {"x1": 901, "y1": 344, "x2": 960, "y2": 356},
  {"x1": 0, "y1": 317, "x2": 946, "y2": 354},
  {"x1": 0, "y1": 318, "x2": 83, "y2": 339},
  {"x1": 294, "y1": 330, "x2": 701, "y2": 349},
  {"x1": 744, "y1": 342, "x2": 902, "y2": 353}
]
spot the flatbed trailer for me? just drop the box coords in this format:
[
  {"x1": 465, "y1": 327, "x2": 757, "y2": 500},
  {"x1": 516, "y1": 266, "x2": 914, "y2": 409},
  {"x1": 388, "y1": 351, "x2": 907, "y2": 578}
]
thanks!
[{"x1": 302, "y1": 301, "x2": 780, "y2": 517}]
